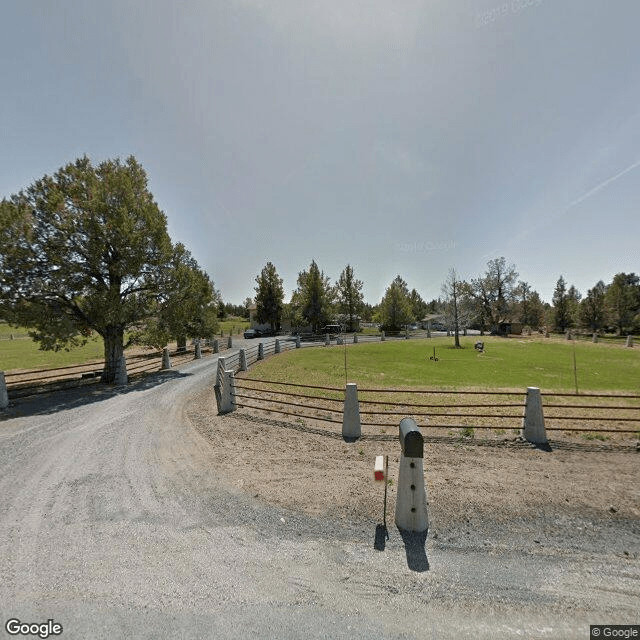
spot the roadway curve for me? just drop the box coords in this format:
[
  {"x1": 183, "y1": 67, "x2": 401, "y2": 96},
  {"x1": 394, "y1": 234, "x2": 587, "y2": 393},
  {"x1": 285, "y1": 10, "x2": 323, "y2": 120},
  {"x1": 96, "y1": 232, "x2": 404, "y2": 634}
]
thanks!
[{"x1": 0, "y1": 352, "x2": 636, "y2": 639}]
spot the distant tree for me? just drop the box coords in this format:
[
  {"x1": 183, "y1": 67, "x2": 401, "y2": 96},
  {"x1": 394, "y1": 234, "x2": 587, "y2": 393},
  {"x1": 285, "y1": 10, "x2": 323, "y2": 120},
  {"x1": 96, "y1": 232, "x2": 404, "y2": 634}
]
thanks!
[
  {"x1": 567, "y1": 285, "x2": 582, "y2": 329},
  {"x1": 242, "y1": 297, "x2": 253, "y2": 319},
  {"x1": 441, "y1": 269, "x2": 465, "y2": 347},
  {"x1": 605, "y1": 272, "x2": 640, "y2": 335},
  {"x1": 580, "y1": 281, "x2": 607, "y2": 331},
  {"x1": 292, "y1": 260, "x2": 333, "y2": 332},
  {"x1": 409, "y1": 288, "x2": 427, "y2": 323},
  {"x1": 552, "y1": 276, "x2": 571, "y2": 332},
  {"x1": 514, "y1": 281, "x2": 546, "y2": 329},
  {"x1": 379, "y1": 275, "x2": 414, "y2": 332},
  {"x1": 360, "y1": 302, "x2": 374, "y2": 323},
  {"x1": 335, "y1": 265, "x2": 364, "y2": 331},
  {"x1": 469, "y1": 257, "x2": 519, "y2": 333},
  {"x1": 0, "y1": 155, "x2": 186, "y2": 383},
  {"x1": 254, "y1": 262, "x2": 284, "y2": 332}
]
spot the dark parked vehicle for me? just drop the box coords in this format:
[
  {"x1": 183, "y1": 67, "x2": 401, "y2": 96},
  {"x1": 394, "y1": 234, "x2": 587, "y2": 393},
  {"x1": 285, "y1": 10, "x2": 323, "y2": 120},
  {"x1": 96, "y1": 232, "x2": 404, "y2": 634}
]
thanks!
[{"x1": 243, "y1": 329, "x2": 261, "y2": 339}]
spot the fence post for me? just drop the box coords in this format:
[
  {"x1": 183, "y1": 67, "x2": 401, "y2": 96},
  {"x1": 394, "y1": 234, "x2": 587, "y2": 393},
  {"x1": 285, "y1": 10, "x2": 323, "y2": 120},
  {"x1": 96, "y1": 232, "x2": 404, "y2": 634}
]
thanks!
[
  {"x1": 395, "y1": 418, "x2": 428, "y2": 532},
  {"x1": 325, "y1": 333, "x2": 330, "y2": 346},
  {"x1": 258, "y1": 342, "x2": 264, "y2": 360},
  {"x1": 627, "y1": 335, "x2": 634, "y2": 347},
  {"x1": 295, "y1": 336, "x2": 301, "y2": 348},
  {"x1": 227, "y1": 336, "x2": 233, "y2": 349},
  {"x1": 381, "y1": 331, "x2": 385, "y2": 341},
  {"x1": 275, "y1": 339, "x2": 281, "y2": 354},
  {"x1": 194, "y1": 340, "x2": 202, "y2": 359},
  {"x1": 337, "y1": 336, "x2": 343, "y2": 345},
  {"x1": 566, "y1": 330, "x2": 571, "y2": 340},
  {"x1": 342, "y1": 383, "x2": 361, "y2": 440},
  {"x1": 0, "y1": 372, "x2": 8, "y2": 409},
  {"x1": 522, "y1": 387, "x2": 547, "y2": 444},
  {"x1": 162, "y1": 348, "x2": 172, "y2": 370},
  {"x1": 216, "y1": 369, "x2": 236, "y2": 414},
  {"x1": 405, "y1": 328, "x2": 409, "y2": 339},
  {"x1": 115, "y1": 355, "x2": 128, "y2": 385},
  {"x1": 239, "y1": 349, "x2": 248, "y2": 371},
  {"x1": 592, "y1": 333, "x2": 598, "y2": 343},
  {"x1": 353, "y1": 334, "x2": 358, "y2": 344},
  {"x1": 213, "y1": 339, "x2": 219, "y2": 354}
]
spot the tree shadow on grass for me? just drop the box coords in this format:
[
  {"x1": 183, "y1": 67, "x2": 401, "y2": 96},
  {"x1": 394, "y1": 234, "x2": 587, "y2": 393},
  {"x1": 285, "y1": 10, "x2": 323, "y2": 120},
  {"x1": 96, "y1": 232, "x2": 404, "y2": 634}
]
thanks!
[{"x1": 0, "y1": 370, "x2": 194, "y2": 421}]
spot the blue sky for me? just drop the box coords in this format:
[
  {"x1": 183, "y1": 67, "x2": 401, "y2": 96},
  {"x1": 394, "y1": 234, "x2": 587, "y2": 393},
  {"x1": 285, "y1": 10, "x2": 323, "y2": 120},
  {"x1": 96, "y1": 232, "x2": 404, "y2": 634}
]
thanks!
[{"x1": 2, "y1": 1, "x2": 639, "y2": 305}]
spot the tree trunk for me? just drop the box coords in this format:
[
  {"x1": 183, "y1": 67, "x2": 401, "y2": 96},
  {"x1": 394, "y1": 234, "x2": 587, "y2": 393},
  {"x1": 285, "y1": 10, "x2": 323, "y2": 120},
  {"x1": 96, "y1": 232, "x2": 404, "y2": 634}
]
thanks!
[{"x1": 102, "y1": 325, "x2": 125, "y2": 384}]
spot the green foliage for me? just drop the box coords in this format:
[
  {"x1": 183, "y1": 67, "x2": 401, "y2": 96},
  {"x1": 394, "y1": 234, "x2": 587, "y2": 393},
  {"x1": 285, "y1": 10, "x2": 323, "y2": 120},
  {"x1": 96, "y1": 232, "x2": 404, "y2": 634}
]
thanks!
[
  {"x1": 254, "y1": 262, "x2": 284, "y2": 331},
  {"x1": 335, "y1": 264, "x2": 364, "y2": 331},
  {"x1": 0, "y1": 155, "x2": 214, "y2": 382},
  {"x1": 292, "y1": 260, "x2": 333, "y2": 332},
  {"x1": 379, "y1": 275, "x2": 414, "y2": 331},
  {"x1": 606, "y1": 273, "x2": 640, "y2": 335}
]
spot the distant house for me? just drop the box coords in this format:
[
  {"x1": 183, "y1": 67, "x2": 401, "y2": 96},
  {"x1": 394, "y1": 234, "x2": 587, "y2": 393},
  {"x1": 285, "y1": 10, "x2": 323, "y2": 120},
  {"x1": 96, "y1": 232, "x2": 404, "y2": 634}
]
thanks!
[
  {"x1": 497, "y1": 321, "x2": 523, "y2": 336},
  {"x1": 420, "y1": 314, "x2": 446, "y2": 330}
]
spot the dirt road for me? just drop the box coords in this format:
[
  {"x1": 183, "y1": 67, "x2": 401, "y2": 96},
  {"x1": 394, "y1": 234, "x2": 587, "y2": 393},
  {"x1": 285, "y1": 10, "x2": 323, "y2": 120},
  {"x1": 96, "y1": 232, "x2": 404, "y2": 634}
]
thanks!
[{"x1": 0, "y1": 353, "x2": 638, "y2": 639}]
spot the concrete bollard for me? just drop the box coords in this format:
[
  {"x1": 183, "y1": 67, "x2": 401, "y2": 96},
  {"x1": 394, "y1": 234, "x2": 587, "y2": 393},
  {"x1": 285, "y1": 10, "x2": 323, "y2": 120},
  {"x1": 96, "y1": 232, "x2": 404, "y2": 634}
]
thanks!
[
  {"x1": 258, "y1": 342, "x2": 264, "y2": 360},
  {"x1": 545, "y1": 329, "x2": 550, "y2": 338},
  {"x1": 325, "y1": 333, "x2": 330, "y2": 346},
  {"x1": 295, "y1": 336, "x2": 301, "y2": 348},
  {"x1": 275, "y1": 339, "x2": 281, "y2": 354},
  {"x1": 239, "y1": 349, "x2": 247, "y2": 371},
  {"x1": 213, "y1": 339, "x2": 219, "y2": 354},
  {"x1": 427, "y1": 329, "x2": 431, "y2": 338},
  {"x1": 463, "y1": 328, "x2": 467, "y2": 336},
  {"x1": 227, "y1": 336, "x2": 233, "y2": 349},
  {"x1": 217, "y1": 370, "x2": 236, "y2": 414},
  {"x1": 195, "y1": 340, "x2": 202, "y2": 359},
  {"x1": 115, "y1": 355, "x2": 128, "y2": 385},
  {"x1": 161, "y1": 348, "x2": 172, "y2": 370},
  {"x1": 395, "y1": 418, "x2": 428, "y2": 532},
  {"x1": 627, "y1": 335, "x2": 634, "y2": 347},
  {"x1": 342, "y1": 383, "x2": 361, "y2": 440},
  {"x1": 381, "y1": 331, "x2": 385, "y2": 341},
  {"x1": 405, "y1": 329, "x2": 409, "y2": 339},
  {"x1": 0, "y1": 372, "x2": 9, "y2": 409},
  {"x1": 592, "y1": 333, "x2": 598, "y2": 343},
  {"x1": 566, "y1": 331, "x2": 571, "y2": 340},
  {"x1": 522, "y1": 387, "x2": 547, "y2": 444},
  {"x1": 353, "y1": 334, "x2": 358, "y2": 344},
  {"x1": 336, "y1": 336, "x2": 343, "y2": 345}
]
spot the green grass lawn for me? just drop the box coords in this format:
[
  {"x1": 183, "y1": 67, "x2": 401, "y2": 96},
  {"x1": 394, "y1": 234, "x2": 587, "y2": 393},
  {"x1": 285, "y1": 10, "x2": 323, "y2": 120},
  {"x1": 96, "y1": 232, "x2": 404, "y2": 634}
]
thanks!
[
  {"x1": 245, "y1": 336, "x2": 640, "y2": 393},
  {"x1": 0, "y1": 332, "x2": 105, "y2": 371}
]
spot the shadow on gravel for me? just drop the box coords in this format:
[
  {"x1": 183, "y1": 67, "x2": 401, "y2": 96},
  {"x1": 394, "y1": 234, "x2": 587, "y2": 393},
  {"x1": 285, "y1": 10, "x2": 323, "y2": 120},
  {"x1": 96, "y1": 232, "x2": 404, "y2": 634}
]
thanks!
[
  {"x1": 398, "y1": 528, "x2": 430, "y2": 572},
  {"x1": 0, "y1": 370, "x2": 194, "y2": 420}
]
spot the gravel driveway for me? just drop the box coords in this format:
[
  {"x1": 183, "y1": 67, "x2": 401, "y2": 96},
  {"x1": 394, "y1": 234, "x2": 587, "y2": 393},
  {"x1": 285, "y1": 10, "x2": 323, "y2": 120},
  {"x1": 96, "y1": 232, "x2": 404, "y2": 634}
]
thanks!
[{"x1": 0, "y1": 352, "x2": 638, "y2": 639}]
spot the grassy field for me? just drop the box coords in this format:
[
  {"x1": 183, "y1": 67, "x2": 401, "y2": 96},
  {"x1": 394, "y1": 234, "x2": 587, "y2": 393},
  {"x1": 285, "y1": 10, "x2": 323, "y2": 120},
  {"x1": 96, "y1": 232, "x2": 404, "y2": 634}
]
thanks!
[{"x1": 245, "y1": 336, "x2": 640, "y2": 393}]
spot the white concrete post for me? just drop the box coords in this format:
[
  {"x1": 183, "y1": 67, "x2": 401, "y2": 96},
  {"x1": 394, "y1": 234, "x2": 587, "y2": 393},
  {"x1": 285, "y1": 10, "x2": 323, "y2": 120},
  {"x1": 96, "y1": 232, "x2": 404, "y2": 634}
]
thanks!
[
  {"x1": 295, "y1": 336, "x2": 301, "y2": 348},
  {"x1": 381, "y1": 331, "x2": 385, "y2": 341},
  {"x1": 258, "y1": 342, "x2": 264, "y2": 360},
  {"x1": 592, "y1": 333, "x2": 598, "y2": 343},
  {"x1": 405, "y1": 328, "x2": 409, "y2": 339},
  {"x1": 337, "y1": 336, "x2": 343, "y2": 345},
  {"x1": 627, "y1": 335, "x2": 634, "y2": 347},
  {"x1": 239, "y1": 349, "x2": 248, "y2": 371},
  {"x1": 463, "y1": 328, "x2": 467, "y2": 336},
  {"x1": 522, "y1": 387, "x2": 547, "y2": 444},
  {"x1": 161, "y1": 348, "x2": 172, "y2": 370},
  {"x1": 566, "y1": 330, "x2": 571, "y2": 340},
  {"x1": 0, "y1": 372, "x2": 9, "y2": 409},
  {"x1": 218, "y1": 370, "x2": 236, "y2": 414},
  {"x1": 427, "y1": 329, "x2": 431, "y2": 338},
  {"x1": 342, "y1": 383, "x2": 361, "y2": 440},
  {"x1": 227, "y1": 336, "x2": 233, "y2": 349},
  {"x1": 353, "y1": 334, "x2": 358, "y2": 344},
  {"x1": 115, "y1": 355, "x2": 128, "y2": 385},
  {"x1": 213, "y1": 339, "x2": 219, "y2": 354},
  {"x1": 275, "y1": 339, "x2": 281, "y2": 354},
  {"x1": 395, "y1": 418, "x2": 428, "y2": 532},
  {"x1": 195, "y1": 340, "x2": 202, "y2": 359},
  {"x1": 325, "y1": 333, "x2": 330, "y2": 346},
  {"x1": 545, "y1": 329, "x2": 550, "y2": 338}
]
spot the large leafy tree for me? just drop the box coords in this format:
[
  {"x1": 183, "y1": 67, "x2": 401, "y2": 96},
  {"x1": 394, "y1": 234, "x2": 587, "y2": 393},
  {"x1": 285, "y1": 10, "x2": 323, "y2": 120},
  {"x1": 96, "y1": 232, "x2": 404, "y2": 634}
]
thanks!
[
  {"x1": 580, "y1": 280, "x2": 607, "y2": 331},
  {"x1": 254, "y1": 262, "x2": 284, "y2": 332},
  {"x1": 0, "y1": 155, "x2": 197, "y2": 383},
  {"x1": 292, "y1": 260, "x2": 333, "y2": 332},
  {"x1": 335, "y1": 264, "x2": 364, "y2": 332},
  {"x1": 468, "y1": 257, "x2": 519, "y2": 333},
  {"x1": 379, "y1": 275, "x2": 414, "y2": 332},
  {"x1": 605, "y1": 272, "x2": 640, "y2": 335}
]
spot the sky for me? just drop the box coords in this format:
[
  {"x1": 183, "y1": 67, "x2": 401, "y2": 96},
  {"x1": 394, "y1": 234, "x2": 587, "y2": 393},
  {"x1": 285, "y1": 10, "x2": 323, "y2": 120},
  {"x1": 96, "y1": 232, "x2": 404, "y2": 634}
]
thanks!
[{"x1": 2, "y1": 0, "x2": 639, "y2": 306}]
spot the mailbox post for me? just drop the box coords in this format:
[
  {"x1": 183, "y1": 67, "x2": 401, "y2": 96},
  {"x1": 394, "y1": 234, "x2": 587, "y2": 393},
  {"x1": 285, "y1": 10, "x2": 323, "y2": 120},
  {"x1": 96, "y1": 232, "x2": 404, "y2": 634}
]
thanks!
[{"x1": 395, "y1": 418, "x2": 428, "y2": 532}]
